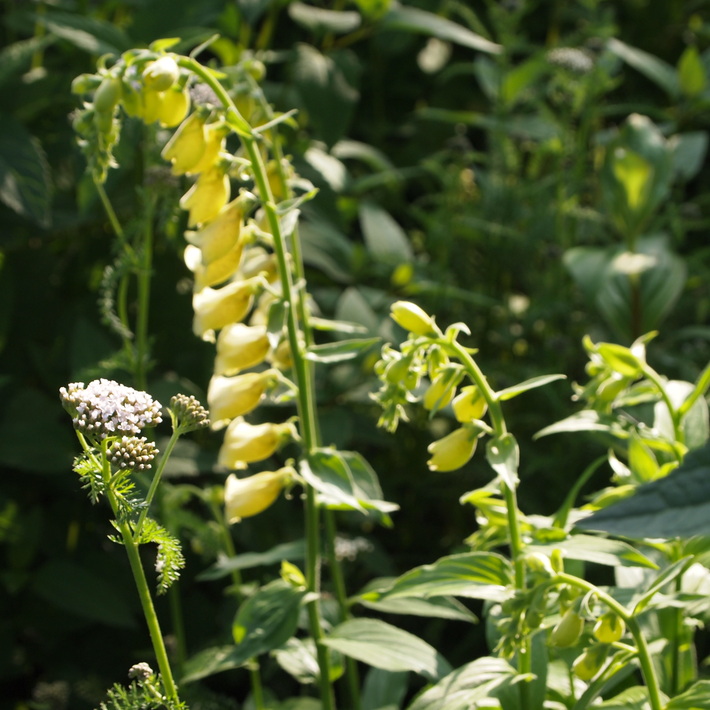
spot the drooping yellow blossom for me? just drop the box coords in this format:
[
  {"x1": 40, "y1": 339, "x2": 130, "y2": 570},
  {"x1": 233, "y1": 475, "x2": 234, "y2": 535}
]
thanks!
[
  {"x1": 217, "y1": 418, "x2": 296, "y2": 469},
  {"x1": 224, "y1": 467, "x2": 293, "y2": 523},
  {"x1": 192, "y1": 276, "x2": 264, "y2": 341},
  {"x1": 155, "y1": 84, "x2": 191, "y2": 127},
  {"x1": 427, "y1": 423, "x2": 482, "y2": 472},
  {"x1": 390, "y1": 301, "x2": 437, "y2": 337},
  {"x1": 188, "y1": 121, "x2": 229, "y2": 175},
  {"x1": 184, "y1": 244, "x2": 243, "y2": 291},
  {"x1": 180, "y1": 166, "x2": 231, "y2": 226},
  {"x1": 423, "y1": 371, "x2": 457, "y2": 412},
  {"x1": 207, "y1": 369, "x2": 280, "y2": 428},
  {"x1": 452, "y1": 385, "x2": 488, "y2": 422},
  {"x1": 185, "y1": 197, "x2": 245, "y2": 264},
  {"x1": 214, "y1": 323, "x2": 270, "y2": 375},
  {"x1": 161, "y1": 111, "x2": 207, "y2": 175},
  {"x1": 141, "y1": 87, "x2": 165, "y2": 124}
]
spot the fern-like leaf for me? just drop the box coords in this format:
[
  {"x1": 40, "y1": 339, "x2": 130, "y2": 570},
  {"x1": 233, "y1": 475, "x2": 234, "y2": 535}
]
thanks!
[
  {"x1": 74, "y1": 451, "x2": 106, "y2": 504},
  {"x1": 136, "y1": 518, "x2": 186, "y2": 594}
]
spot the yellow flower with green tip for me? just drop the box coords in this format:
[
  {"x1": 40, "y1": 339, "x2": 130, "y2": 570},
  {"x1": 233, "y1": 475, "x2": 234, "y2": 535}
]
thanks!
[
  {"x1": 224, "y1": 467, "x2": 293, "y2": 523},
  {"x1": 427, "y1": 423, "x2": 482, "y2": 472}
]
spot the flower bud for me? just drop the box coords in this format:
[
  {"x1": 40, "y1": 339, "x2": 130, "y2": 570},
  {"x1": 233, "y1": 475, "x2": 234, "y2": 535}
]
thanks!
[
  {"x1": 215, "y1": 323, "x2": 270, "y2": 375},
  {"x1": 169, "y1": 393, "x2": 210, "y2": 432},
  {"x1": 550, "y1": 609, "x2": 584, "y2": 648},
  {"x1": 207, "y1": 370, "x2": 279, "y2": 427},
  {"x1": 592, "y1": 612, "x2": 625, "y2": 644},
  {"x1": 192, "y1": 276, "x2": 263, "y2": 341},
  {"x1": 93, "y1": 75, "x2": 122, "y2": 114},
  {"x1": 224, "y1": 467, "x2": 293, "y2": 523},
  {"x1": 72, "y1": 73, "x2": 102, "y2": 95},
  {"x1": 180, "y1": 167, "x2": 231, "y2": 226},
  {"x1": 390, "y1": 301, "x2": 437, "y2": 336},
  {"x1": 161, "y1": 112, "x2": 207, "y2": 175},
  {"x1": 142, "y1": 55, "x2": 180, "y2": 91},
  {"x1": 426, "y1": 423, "x2": 482, "y2": 472},
  {"x1": 217, "y1": 418, "x2": 295, "y2": 469},
  {"x1": 573, "y1": 644, "x2": 608, "y2": 681},
  {"x1": 452, "y1": 385, "x2": 488, "y2": 422},
  {"x1": 423, "y1": 370, "x2": 458, "y2": 412}
]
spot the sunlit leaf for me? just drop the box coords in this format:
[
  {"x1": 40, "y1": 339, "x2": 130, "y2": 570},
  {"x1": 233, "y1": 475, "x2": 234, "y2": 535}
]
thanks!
[
  {"x1": 305, "y1": 337, "x2": 381, "y2": 363},
  {"x1": 529, "y1": 535, "x2": 658, "y2": 569},
  {"x1": 607, "y1": 38, "x2": 678, "y2": 98},
  {"x1": 496, "y1": 374, "x2": 566, "y2": 401}
]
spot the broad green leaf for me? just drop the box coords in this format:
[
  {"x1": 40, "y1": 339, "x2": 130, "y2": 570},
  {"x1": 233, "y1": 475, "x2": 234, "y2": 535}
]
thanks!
[
  {"x1": 655, "y1": 380, "x2": 709, "y2": 451},
  {"x1": 496, "y1": 374, "x2": 566, "y2": 401},
  {"x1": 501, "y1": 57, "x2": 548, "y2": 106},
  {"x1": 305, "y1": 337, "x2": 381, "y2": 363},
  {"x1": 303, "y1": 146, "x2": 349, "y2": 192},
  {"x1": 197, "y1": 540, "x2": 306, "y2": 581},
  {"x1": 596, "y1": 343, "x2": 643, "y2": 377},
  {"x1": 0, "y1": 35, "x2": 56, "y2": 87},
  {"x1": 273, "y1": 637, "x2": 320, "y2": 684},
  {"x1": 288, "y1": 2, "x2": 361, "y2": 33},
  {"x1": 362, "y1": 668, "x2": 409, "y2": 710},
  {"x1": 381, "y1": 6, "x2": 501, "y2": 55},
  {"x1": 529, "y1": 535, "x2": 657, "y2": 569},
  {"x1": 182, "y1": 645, "x2": 247, "y2": 683},
  {"x1": 359, "y1": 200, "x2": 414, "y2": 264},
  {"x1": 669, "y1": 132, "x2": 708, "y2": 182},
  {"x1": 322, "y1": 618, "x2": 451, "y2": 680},
  {"x1": 534, "y1": 410, "x2": 615, "y2": 439},
  {"x1": 299, "y1": 217, "x2": 354, "y2": 283},
  {"x1": 597, "y1": 685, "x2": 651, "y2": 709},
  {"x1": 632, "y1": 556, "x2": 694, "y2": 614},
  {"x1": 678, "y1": 45, "x2": 706, "y2": 97},
  {"x1": 579, "y1": 442, "x2": 710, "y2": 540},
  {"x1": 607, "y1": 38, "x2": 678, "y2": 98},
  {"x1": 38, "y1": 9, "x2": 131, "y2": 55},
  {"x1": 231, "y1": 580, "x2": 308, "y2": 663},
  {"x1": 335, "y1": 287, "x2": 380, "y2": 334},
  {"x1": 628, "y1": 435, "x2": 660, "y2": 483},
  {"x1": 332, "y1": 139, "x2": 395, "y2": 172},
  {"x1": 678, "y1": 362, "x2": 710, "y2": 417},
  {"x1": 406, "y1": 656, "x2": 519, "y2": 710},
  {"x1": 0, "y1": 115, "x2": 51, "y2": 227},
  {"x1": 365, "y1": 552, "x2": 513, "y2": 602},
  {"x1": 665, "y1": 679, "x2": 710, "y2": 709},
  {"x1": 486, "y1": 434, "x2": 519, "y2": 490}
]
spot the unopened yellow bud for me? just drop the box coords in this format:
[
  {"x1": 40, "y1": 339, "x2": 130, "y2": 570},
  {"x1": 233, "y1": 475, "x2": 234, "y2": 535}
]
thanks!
[
  {"x1": 218, "y1": 418, "x2": 296, "y2": 469},
  {"x1": 192, "y1": 276, "x2": 263, "y2": 341},
  {"x1": 550, "y1": 609, "x2": 584, "y2": 648},
  {"x1": 224, "y1": 467, "x2": 292, "y2": 523},
  {"x1": 161, "y1": 112, "x2": 207, "y2": 175},
  {"x1": 142, "y1": 55, "x2": 180, "y2": 91},
  {"x1": 215, "y1": 323, "x2": 270, "y2": 375},
  {"x1": 186, "y1": 198, "x2": 245, "y2": 264},
  {"x1": 391, "y1": 301, "x2": 437, "y2": 336},
  {"x1": 592, "y1": 612, "x2": 625, "y2": 644},
  {"x1": 427, "y1": 424, "x2": 482, "y2": 472},
  {"x1": 452, "y1": 385, "x2": 488, "y2": 422},
  {"x1": 208, "y1": 370, "x2": 279, "y2": 427},
  {"x1": 93, "y1": 75, "x2": 121, "y2": 114},
  {"x1": 180, "y1": 167, "x2": 231, "y2": 226},
  {"x1": 423, "y1": 371, "x2": 457, "y2": 412}
]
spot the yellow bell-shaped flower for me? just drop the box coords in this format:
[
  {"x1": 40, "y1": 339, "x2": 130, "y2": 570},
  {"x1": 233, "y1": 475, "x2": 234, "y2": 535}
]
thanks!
[
  {"x1": 185, "y1": 197, "x2": 245, "y2": 265},
  {"x1": 207, "y1": 369, "x2": 279, "y2": 428},
  {"x1": 215, "y1": 323, "x2": 270, "y2": 375},
  {"x1": 161, "y1": 111, "x2": 207, "y2": 175},
  {"x1": 390, "y1": 301, "x2": 437, "y2": 337},
  {"x1": 180, "y1": 166, "x2": 231, "y2": 227},
  {"x1": 224, "y1": 467, "x2": 293, "y2": 523},
  {"x1": 156, "y1": 84, "x2": 191, "y2": 127},
  {"x1": 188, "y1": 121, "x2": 229, "y2": 175},
  {"x1": 427, "y1": 423, "x2": 482, "y2": 472},
  {"x1": 452, "y1": 385, "x2": 488, "y2": 422},
  {"x1": 142, "y1": 55, "x2": 180, "y2": 91},
  {"x1": 185, "y1": 244, "x2": 244, "y2": 291},
  {"x1": 192, "y1": 276, "x2": 263, "y2": 341},
  {"x1": 218, "y1": 418, "x2": 296, "y2": 469}
]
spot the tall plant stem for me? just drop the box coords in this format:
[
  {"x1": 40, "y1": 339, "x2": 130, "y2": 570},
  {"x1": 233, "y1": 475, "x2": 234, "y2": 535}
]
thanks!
[
  {"x1": 177, "y1": 57, "x2": 335, "y2": 710},
  {"x1": 554, "y1": 572, "x2": 663, "y2": 710}
]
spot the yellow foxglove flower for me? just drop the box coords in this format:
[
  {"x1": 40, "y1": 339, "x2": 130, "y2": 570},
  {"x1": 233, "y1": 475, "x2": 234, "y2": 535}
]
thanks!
[
  {"x1": 224, "y1": 467, "x2": 292, "y2": 523},
  {"x1": 215, "y1": 323, "x2": 270, "y2": 375},
  {"x1": 188, "y1": 121, "x2": 229, "y2": 174},
  {"x1": 218, "y1": 418, "x2": 296, "y2": 469},
  {"x1": 156, "y1": 85, "x2": 190, "y2": 127},
  {"x1": 208, "y1": 369, "x2": 279, "y2": 428},
  {"x1": 192, "y1": 276, "x2": 263, "y2": 341},
  {"x1": 391, "y1": 301, "x2": 437, "y2": 336},
  {"x1": 427, "y1": 424, "x2": 481, "y2": 472},
  {"x1": 423, "y1": 371, "x2": 457, "y2": 412},
  {"x1": 180, "y1": 167, "x2": 231, "y2": 226},
  {"x1": 141, "y1": 87, "x2": 165, "y2": 124},
  {"x1": 185, "y1": 244, "x2": 243, "y2": 291},
  {"x1": 142, "y1": 55, "x2": 180, "y2": 91},
  {"x1": 161, "y1": 111, "x2": 207, "y2": 175},
  {"x1": 452, "y1": 385, "x2": 488, "y2": 422},
  {"x1": 186, "y1": 197, "x2": 245, "y2": 264}
]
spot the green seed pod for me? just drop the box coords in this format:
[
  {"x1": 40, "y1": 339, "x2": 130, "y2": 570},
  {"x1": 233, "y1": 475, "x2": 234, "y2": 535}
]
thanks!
[
  {"x1": 550, "y1": 608, "x2": 584, "y2": 648},
  {"x1": 71, "y1": 73, "x2": 102, "y2": 95},
  {"x1": 593, "y1": 612, "x2": 626, "y2": 644},
  {"x1": 93, "y1": 75, "x2": 122, "y2": 114},
  {"x1": 573, "y1": 644, "x2": 608, "y2": 681}
]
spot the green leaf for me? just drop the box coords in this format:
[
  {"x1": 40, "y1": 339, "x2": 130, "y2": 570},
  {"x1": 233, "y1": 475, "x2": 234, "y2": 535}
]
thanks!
[
  {"x1": 607, "y1": 38, "x2": 678, "y2": 98},
  {"x1": 486, "y1": 434, "x2": 519, "y2": 489},
  {"x1": 579, "y1": 442, "x2": 710, "y2": 540},
  {"x1": 359, "y1": 200, "x2": 413, "y2": 264},
  {"x1": 322, "y1": 618, "x2": 451, "y2": 680},
  {"x1": 678, "y1": 45, "x2": 707, "y2": 97},
  {"x1": 534, "y1": 410, "x2": 614, "y2": 439},
  {"x1": 632, "y1": 556, "x2": 693, "y2": 614},
  {"x1": 529, "y1": 535, "x2": 658, "y2": 569},
  {"x1": 362, "y1": 668, "x2": 409, "y2": 710},
  {"x1": 37, "y1": 9, "x2": 132, "y2": 55},
  {"x1": 381, "y1": 6, "x2": 501, "y2": 55},
  {"x1": 305, "y1": 337, "x2": 381, "y2": 363},
  {"x1": 0, "y1": 35, "x2": 56, "y2": 87},
  {"x1": 365, "y1": 552, "x2": 513, "y2": 602},
  {"x1": 597, "y1": 685, "x2": 651, "y2": 709},
  {"x1": 596, "y1": 343, "x2": 643, "y2": 377},
  {"x1": 670, "y1": 131, "x2": 708, "y2": 182},
  {"x1": 309, "y1": 316, "x2": 369, "y2": 334},
  {"x1": 406, "y1": 656, "x2": 519, "y2": 710},
  {"x1": 288, "y1": 2, "x2": 361, "y2": 34},
  {"x1": 0, "y1": 115, "x2": 51, "y2": 227},
  {"x1": 273, "y1": 637, "x2": 321, "y2": 684},
  {"x1": 181, "y1": 645, "x2": 248, "y2": 684},
  {"x1": 300, "y1": 448, "x2": 398, "y2": 522},
  {"x1": 655, "y1": 380, "x2": 709, "y2": 451},
  {"x1": 299, "y1": 218, "x2": 354, "y2": 283},
  {"x1": 496, "y1": 374, "x2": 566, "y2": 401},
  {"x1": 665, "y1": 679, "x2": 710, "y2": 709},
  {"x1": 197, "y1": 540, "x2": 306, "y2": 581},
  {"x1": 230, "y1": 580, "x2": 308, "y2": 663}
]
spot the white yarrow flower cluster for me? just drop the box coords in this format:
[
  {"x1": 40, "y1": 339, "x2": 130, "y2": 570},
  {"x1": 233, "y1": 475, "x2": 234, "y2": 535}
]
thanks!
[{"x1": 60, "y1": 379, "x2": 163, "y2": 440}]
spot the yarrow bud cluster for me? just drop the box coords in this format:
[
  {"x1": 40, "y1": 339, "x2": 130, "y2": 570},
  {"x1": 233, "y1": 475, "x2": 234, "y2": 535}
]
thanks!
[
  {"x1": 169, "y1": 393, "x2": 210, "y2": 433},
  {"x1": 107, "y1": 436, "x2": 158, "y2": 471},
  {"x1": 60, "y1": 379, "x2": 162, "y2": 440}
]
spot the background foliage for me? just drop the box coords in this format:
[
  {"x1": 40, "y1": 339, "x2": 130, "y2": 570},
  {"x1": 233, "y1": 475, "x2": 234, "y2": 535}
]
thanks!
[{"x1": 1, "y1": 0, "x2": 709, "y2": 708}]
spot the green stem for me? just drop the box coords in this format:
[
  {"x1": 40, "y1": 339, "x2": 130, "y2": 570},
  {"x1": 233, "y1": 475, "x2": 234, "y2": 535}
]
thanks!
[
  {"x1": 94, "y1": 177, "x2": 127, "y2": 243},
  {"x1": 554, "y1": 572, "x2": 663, "y2": 710}
]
